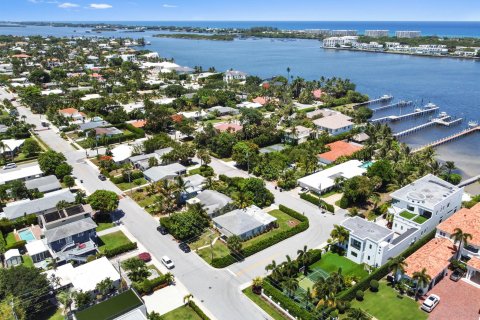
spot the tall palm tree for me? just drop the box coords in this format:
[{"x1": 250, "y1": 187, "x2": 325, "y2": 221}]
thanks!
[
  {"x1": 282, "y1": 277, "x2": 299, "y2": 298},
  {"x1": 450, "y1": 228, "x2": 473, "y2": 260},
  {"x1": 388, "y1": 256, "x2": 407, "y2": 285},
  {"x1": 329, "y1": 225, "x2": 350, "y2": 247},
  {"x1": 232, "y1": 191, "x2": 253, "y2": 209},
  {"x1": 303, "y1": 287, "x2": 315, "y2": 310},
  {"x1": 56, "y1": 290, "x2": 73, "y2": 315},
  {"x1": 412, "y1": 268, "x2": 431, "y2": 300},
  {"x1": 286, "y1": 67, "x2": 291, "y2": 83},
  {"x1": 265, "y1": 260, "x2": 277, "y2": 273},
  {"x1": 444, "y1": 161, "x2": 456, "y2": 175},
  {"x1": 297, "y1": 246, "x2": 311, "y2": 276}
]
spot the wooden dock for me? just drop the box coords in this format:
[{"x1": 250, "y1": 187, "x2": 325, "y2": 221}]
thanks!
[
  {"x1": 413, "y1": 126, "x2": 480, "y2": 153},
  {"x1": 371, "y1": 106, "x2": 439, "y2": 123},
  {"x1": 355, "y1": 95, "x2": 393, "y2": 108},
  {"x1": 371, "y1": 100, "x2": 413, "y2": 113}
]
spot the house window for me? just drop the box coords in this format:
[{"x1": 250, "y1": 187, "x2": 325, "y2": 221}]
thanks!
[
  {"x1": 351, "y1": 239, "x2": 362, "y2": 250},
  {"x1": 367, "y1": 256, "x2": 370, "y2": 260},
  {"x1": 407, "y1": 205, "x2": 414, "y2": 211},
  {"x1": 369, "y1": 244, "x2": 372, "y2": 249},
  {"x1": 351, "y1": 251, "x2": 358, "y2": 257}
]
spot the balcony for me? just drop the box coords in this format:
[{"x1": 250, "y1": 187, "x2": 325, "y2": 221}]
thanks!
[
  {"x1": 54, "y1": 239, "x2": 97, "y2": 262},
  {"x1": 398, "y1": 210, "x2": 429, "y2": 225}
]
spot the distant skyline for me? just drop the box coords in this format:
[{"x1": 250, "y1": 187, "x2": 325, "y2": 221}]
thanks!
[{"x1": 0, "y1": 0, "x2": 479, "y2": 22}]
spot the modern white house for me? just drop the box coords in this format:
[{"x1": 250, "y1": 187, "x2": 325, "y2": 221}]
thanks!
[
  {"x1": 223, "y1": 70, "x2": 247, "y2": 83},
  {"x1": 313, "y1": 113, "x2": 354, "y2": 136},
  {"x1": 283, "y1": 126, "x2": 314, "y2": 144}
]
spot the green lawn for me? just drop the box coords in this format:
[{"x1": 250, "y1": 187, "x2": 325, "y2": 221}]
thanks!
[
  {"x1": 96, "y1": 222, "x2": 115, "y2": 232},
  {"x1": 308, "y1": 252, "x2": 368, "y2": 279},
  {"x1": 350, "y1": 281, "x2": 427, "y2": 320},
  {"x1": 319, "y1": 189, "x2": 340, "y2": 198},
  {"x1": 243, "y1": 209, "x2": 299, "y2": 247},
  {"x1": 116, "y1": 178, "x2": 148, "y2": 191},
  {"x1": 413, "y1": 215, "x2": 428, "y2": 224},
  {"x1": 399, "y1": 211, "x2": 416, "y2": 219},
  {"x1": 75, "y1": 289, "x2": 143, "y2": 320},
  {"x1": 243, "y1": 287, "x2": 288, "y2": 320},
  {"x1": 98, "y1": 231, "x2": 132, "y2": 253},
  {"x1": 36, "y1": 306, "x2": 64, "y2": 320},
  {"x1": 188, "y1": 167, "x2": 202, "y2": 175},
  {"x1": 197, "y1": 240, "x2": 231, "y2": 264},
  {"x1": 131, "y1": 191, "x2": 156, "y2": 208},
  {"x1": 161, "y1": 305, "x2": 202, "y2": 320},
  {"x1": 48, "y1": 308, "x2": 64, "y2": 320},
  {"x1": 189, "y1": 229, "x2": 217, "y2": 251},
  {"x1": 5, "y1": 232, "x2": 16, "y2": 245},
  {"x1": 22, "y1": 255, "x2": 34, "y2": 268}
]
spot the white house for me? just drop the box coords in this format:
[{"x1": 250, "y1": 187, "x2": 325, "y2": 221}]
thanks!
[
  {"x1": 4, "y1": 249, "x2": 22, "y2": 267},
  {"x1": 0, "y1": 164, "x2": 43, "y2": 185},
  {"x1": 323, "y1": 36, "x2": 358, "y2": 48},
  {"x1": 283, "y1": 126, "x2": 313, "y2": 144},
  {"x1": 223, "y1": 70, "x2": 247, "y2": 83},
  {"x1": 313, "y1": 113, "x2": 354, "y2": 136}
]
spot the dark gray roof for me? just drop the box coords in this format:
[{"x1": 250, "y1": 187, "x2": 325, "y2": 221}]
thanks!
[
  {"x1": 342, "y1": 216, "x2": 393, "y2": 242},
  {"x1": 25, "y1": 175, "x2": 61, "y2": 193},
  {"x1": 44, "y1": 217, "x2": 97, "y2": 243},
  {"x1": 129, "y1": 152, "x2": 157, "y2": 163}
]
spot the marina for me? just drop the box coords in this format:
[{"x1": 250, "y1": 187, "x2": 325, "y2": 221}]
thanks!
[
  {"x1": 412, "y1": 124, "x2": 479, "y2": 153},
  {"x1": 371, "y1": 100, "x2": 413, "y2": 113},
  {"x1": 370, "y1": 103, "x2": 439, "y2": 123}
]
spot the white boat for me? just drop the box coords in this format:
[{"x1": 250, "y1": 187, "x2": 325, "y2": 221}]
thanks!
[
  {"x1": 414, "y1": 108, "x2": 422, "y2": 112},
  {"x1": 439, "y1": 111, "x2": 448, "y2": 117},
  {"x1": 468, "y1": 121, "x2": 478, "y2": 128}
]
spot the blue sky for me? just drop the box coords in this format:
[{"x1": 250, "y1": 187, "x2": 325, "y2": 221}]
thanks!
[{"x1": 1, "y1": 0, "x2": 479, "y2": 21}]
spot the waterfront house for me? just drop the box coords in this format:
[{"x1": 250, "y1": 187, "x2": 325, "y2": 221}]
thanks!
[
  {"x1": 313, "y1": 113, "x2": 354, "y2": 136},
  {"x1": 323, "y1": 36, "x2": 358, "y2": 48},
  {"x1": 213, "y1": 205, "x2": 277, "y2": 240},
  {"x1": 317, "y1": 141, "x2": 363, "y2": 164},
  {"x1": 223, "y1": 70, "x2": 247, "y2": 83}
]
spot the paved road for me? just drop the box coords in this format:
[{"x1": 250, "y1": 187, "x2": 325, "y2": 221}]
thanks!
[{"x1": 4, "y1": 87, "x2": 346, "y2": 320}]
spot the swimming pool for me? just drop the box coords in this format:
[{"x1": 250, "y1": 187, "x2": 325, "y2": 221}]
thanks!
[
  {"x1": 18, "y1": 229, "x2": 36, "y2": 242},
  {"x1": 360, "y1": 161, "x2": 374, "y2": 169}
]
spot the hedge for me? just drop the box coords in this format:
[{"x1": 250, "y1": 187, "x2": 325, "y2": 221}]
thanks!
[
  {"x1": 5, "y1": 240, "x2": 27, "y2": 251},
  {"x1": 337, "y1": 229, "x2": 436, "y2": 302},
  {"x1": 188, "y1": 300, "x2": 211, "y2": 320},
  {"x1": 111, "y1": 171, "x2": 144, "y2": 184},
  {"x1": 0, "y1": 234, "x2": 5, "y2": 253},
  {"x1": 211, "y1": 205, "x2": 309, "y2": 268},
  {"x1": 300, "y1": 193, "x2": 335, "y2": 213},
  {"x1": 103, "y1": 242, "x2": 138, "y2": 258},
  {"x1": 263, "y1": 280, "x2": 313, "y2": 320},
  {"x1": 0, "y1": 214, "x2": 37, "y2": 234},
  {"x1": 133, "y1": 275, "x2": 169, "y2": 295}
]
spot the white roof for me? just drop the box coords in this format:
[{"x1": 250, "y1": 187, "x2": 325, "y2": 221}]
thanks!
[
  {"x1": 237, "y1": 101, "x2": 262, "y2": 109},
  {"x1": 26, "y1": 239, "x2": 49, "y2": 256},
  {"x1": 151, "y1": 97, "x2": 175, "y2": 105},
  {"x1": 4, "y1": 249, "x2": 20, "y2": 261},
  {"x1": 179, "y1": 110, "x2": 207, "y2": 119},
  {"x1": 297, "y1": 160, "x2": 366, "y2": 193},
  {"x1": 70, "y1": 257, "x2": 120, "y2": 292},
  {"x1": 81, "y1": 93, "x2": 102, "y2": 101},
  {"x1": 0, "y1": 139, "x2": 25, "y2": 153},
  {"x1": 0, "y1": 164, "x2": 43, "y2": 185},
  {"x1": 122, "y1": 102, "x2": 144, "y2": 113},
  {"x1": 41, "y1": 89, "x2": 63, "y2": 96},
  {"x1": 44, "y1": 263, "x2": 75, "y2": 288},
  {"x1": 112, "y1": 145, "x2": 133, "y2": 163}
]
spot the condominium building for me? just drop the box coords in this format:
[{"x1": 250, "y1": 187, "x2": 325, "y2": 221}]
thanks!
[
  {"x1": 395, "y1": 30, "x2": 421, "y2": 38},
  {"x1": 365, "y1": 30, "x2": 389, "y2": 37},
  {"x1": 330, "y1": 30, "x2": 358, "y2": 36},
  {"x1": 323, "y1": 36, "x2": 359, "y2": 48}
]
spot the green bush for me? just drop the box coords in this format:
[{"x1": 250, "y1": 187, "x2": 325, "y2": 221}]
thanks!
[
  {"x1": 103, "y1": 242, "x2": 138, "y2": 258},
  {"x1": 263, "y1": 280, "x2": 314, "y2": 320},
  {"x1": 369, "y1": 280, "x2": 379, "y2": 292},
  {"x1": 133, "y1": 275, "x2": 169, "y2": 295},
  {"x1": 338, "y1": 196, "x2": 349, "y2": 209},
  {"x1": 0, "y1": 234, "x2": 6, "y2": 253},
  {"x1": 0, "y1": 214, "x2": 37, "y2": 234},
  {"x1": 211, "y1": 206, "x2": 309, "y2": 268},
  {"x1": 299, "y1": 193, "x2": 335, "y2": 212},
  {"x1": 5, "y1": 240, "x2": 27, "y2": 251},
  {"x1": 355, "y1": 290, "x2": 364, "y2": 301},
  {"x1": 188, "y1": 301, "x2": 211, "y2": 320}
]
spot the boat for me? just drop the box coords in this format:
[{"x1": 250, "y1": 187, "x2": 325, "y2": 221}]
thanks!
[
  {"x1": 414, "y1": 108, "x2": 422, "y2": 112},
  {"x1": 468, "y1": 121, "x2": 478, "y2": 128},
  {"x1": 439, "y1": 111, "x2": 448, "y2": 117}
]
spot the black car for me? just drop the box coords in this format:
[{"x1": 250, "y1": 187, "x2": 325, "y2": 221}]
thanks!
[
  {"x1": 179, "y1": 242, "x2": 191, "y2": 253},
  {"x1": 156, "y1": 226, "x2": 168, "y2": 235},
  {"x1": 449, "y1": 269, "x2": 465, "y2": 282},
  {"x1": 98, "y1": 174, "x2": 106, "y2": 181}
]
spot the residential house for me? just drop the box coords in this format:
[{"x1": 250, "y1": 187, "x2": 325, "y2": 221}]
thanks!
[
  {"x1": 313, "y1": 113, "x2": 354, "y2": 136},
  {"x1": 58, "y1": 108, "x2": 87, "y2": 122},
  {"x1": 182, "y1": 174, "x2": 206, "y2": 200},
  {"x1": 94, "y1": 127, "x2": 123, "y2": 138},
  {"x1": 0, "y1": 164, "x2": 43, "y2": 186},
  {"x1": 236, "y1": 101, "x2": 263, "y2": 109},
  {"x1": 78, "y1": 120, "x2": 111, "y2": 132},
  {"x1": 4, "y1": 249, "x2": 22, "y2": 267},
  {"x1": 317, "y1": 140, "x2": 363, "y2": 164},
  {"x1": 223, "y1": 70, "x2": 247, "y2": 83},
  {"x1": 129, "y1": 147, "x2": 173, "y2": 170},
  {"x1": 25, "y1": 175, "x2": 62, "y2": 194},
  {"x1": 213, "y1": 205, "x2": 277, "y2": 240},
  {"x1": 206, "y1": 106, "x2": 239, "y2": 116},
  {"x1": 0, "y1": 139, "x2": 25, "y2": 158},
  {"x1": 143, "y1": 163, "x2": 187, "y2": 182},
  {"x1": 283, "y1": 126, "x2": 313, "y2": 144},
  {"x1": 187, "y1": 190, "x2": 233, "y2": 218},
  {"x1": 26, "y1": 239, "x2": 50, "y2": 264},
  {"x1": 214, "y1": 122, "x2": 243, "y2": 133}
]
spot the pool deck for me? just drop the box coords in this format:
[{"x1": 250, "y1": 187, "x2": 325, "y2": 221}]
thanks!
[{"x1": 15, "y1": 225, "x2": 42, "y2": 242}]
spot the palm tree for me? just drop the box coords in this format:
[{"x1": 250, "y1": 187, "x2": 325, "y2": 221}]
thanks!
[
  {"x1": 232, "y1": 191, "x2": 253, "y2": 209},
  {"x1": 252, "y1": 277, "x2": 263, "y2": 294},
  {"x1": 56, "y1": 290, "x2": 73, "y2": 315},
  {"x1": 412, "y1": 268, "x2": 431, "y2": 300},
  {"x1": 297, "y1": 245, "x2": 311, "y2": 276},
  {"x1": 265, "y1": 260, "x2": 277, "y2": 273},
  {"x1": 347, "y1": 308, "x2": 371, "y2": 320},
  {"x1": 282, "y1": 277, "x2": 299, "y2": 298},
  {"x1": 369, "y1": 192, "x2": 381, "y2": 212},
  {"x1": 388, "y1": 256, "x2": 407, "y2": 285},
  {"x1": 95, "y1": 277, "x2": 114, "y2": 298},
  {"x1": 450, "y1": 228, "x2": 472, "y2": 260},
  {"x1": 444, "y1": 161, "x2": 456, "y2": 175},
  {"x1": 164, "y1": 272, "x2": 175, "y2": 285},
  {"x1": 183, "y1": 293, "x2": 193, "y2": 304},
  {"x1": 329, "y1": 225, "x2": 350, "y2": 248},
  {"x1": 303, "y1": 287, "x2": 315, "y2": 310},
  {"x1": 286, "y1": 67, "x2": 291, "y2": 83}
]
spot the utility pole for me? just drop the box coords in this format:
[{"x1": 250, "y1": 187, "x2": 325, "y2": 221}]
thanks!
[{"x1": 209, "y1": 234, "x2": 214, "y2": 263}]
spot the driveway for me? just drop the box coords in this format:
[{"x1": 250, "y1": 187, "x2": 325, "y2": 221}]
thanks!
[{"x1": 423, "y1": 277, "x2": 480, "y2": 320}]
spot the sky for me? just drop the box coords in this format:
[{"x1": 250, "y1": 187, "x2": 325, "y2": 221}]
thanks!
[{"x1": 0, "y1": 0, "x2": 479, "y2": 21}]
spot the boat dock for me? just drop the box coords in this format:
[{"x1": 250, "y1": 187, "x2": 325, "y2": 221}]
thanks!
[
  {"x1": 394, "y1": 116, "x2": 463, "y2": 138},
  {"x1": 413, "y1": 125, "x2": 480, "y2": 153},
  {"x1": 432, "y1": 117, "x2": 463, "y2": 126},
  {"x1": 371, "y1": 106, "x2": 439, "y2": 123},
  {"x1": 371, "y1": 100, "x2": 413, "y2": 113},
  {"x1": 458, "y1": 175, "x2": 480, "y2": 188},
  {"x1": 355, "y1": 95, "x2": 393, "y2": 108}
]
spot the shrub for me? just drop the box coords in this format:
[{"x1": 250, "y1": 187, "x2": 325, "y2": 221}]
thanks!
[
  {"x1": 263, "y1": 280, "x2": 314, "y2": 320},
  {"x1": 5, "y1": 240, "x2": 27, "y2": 251},
  {"x1": 0, "y1": 215, "x2": 37, "y2": 234},
  {"x1": 103, "y1": 242, "x2": 138, "y2": 258},
  {"x1": 369, "y1": 280, "x2": 379, "y2": 292},
  {"x1": 188, "y1": 301, "x2": 210, "y2": 320},
  {"x1": 338, "y1": 196, "x2": 349, "y2": 209},
  {"x1": 133, "y1": 275, "x2": 169, "y2": 295},
  {"x1": 299, "y1": 193, "x2": 335, "y2": 212},
  {"x1": 355, "y1": 290, "x2": 364, "y2": 301}
]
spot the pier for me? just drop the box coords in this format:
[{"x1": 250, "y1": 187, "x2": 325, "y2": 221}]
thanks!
[
  {"x1": 394, "y1": 116, "x2": 463, "y2": 138},
  {"x1": 371, "y1": 100, "x2": 413, "y2": 113},
  {"x1": 354, "y1": 94, "x2": 393, "y2": 108},
  {"x1": 458, "y1": 175, "x2": 480, "y2": 188},
  {"x1": 371, "y1": 106, "x2": 439, "y2": 123},
  {"x1": 413, "y1": 125, "x2": 480, "y2": 153}
]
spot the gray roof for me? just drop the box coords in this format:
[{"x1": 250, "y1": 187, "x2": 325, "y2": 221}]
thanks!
[
  {"x1": 78, "y1": 120, "x2": 111, "y2": 131},
  {"x1": 25, "y1": 175, "x2": 61, "y2": 193},
  {"x1": 389, "y1": 174, "x2": 460, "y2": 210},
  {"x1": 342, "y1": 216, "x2": 393, "y2": 242},
  {"x1": 213, "y1": 206, "x2": 276, "y2": 237},
  {"x1": 184, "y1": 174, "x2": 206, "y2": 193},
  {"x1": 155, "y1": 147, "x2": 173, "y2": 159},
  {"x1": 206, "y1": 106, "x2": 239, "y2": 115},
  {"x1": 195, "y1": 190, "x2": 232, "y2": 215},
  {"x1": 2, "y1": 189, "x2": 76, "y2": 220},
  {"x1": 44, "y1": 217, "x2": 97, "y2": 243},
  {"x1": 129, "y1": 152, "x2": 157, "y2": 164},
  {"x1": 143, "y1": 163, "x2": 186, "y2": 182}
]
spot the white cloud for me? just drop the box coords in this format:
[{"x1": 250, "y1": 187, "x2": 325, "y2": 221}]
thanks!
[
  {"x1": 89, "y1": 3, "x2": 113, "y2": 9},
  {"x1": 58, "y1": 2, "x2": 79, "y2": 8},
  {"x1": 162, "y1": 4, "x2": 177, "y2": 8}
]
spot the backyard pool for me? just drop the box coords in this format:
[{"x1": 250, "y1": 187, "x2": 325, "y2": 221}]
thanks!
[
  {"x1": 17, "y1": 229, "x2": 36, "y2": 242},
  {"x1": 360, "y1": 161, "x2": 374, "y2": 169}
]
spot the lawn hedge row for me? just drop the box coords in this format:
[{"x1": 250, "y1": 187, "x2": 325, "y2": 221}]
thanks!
[
  {"x1": 300, "y1": 193, "x2": 335, "y2": 213},
  {"x1": 133, "y1": 275, "x2": 169, "y2": 295},
  {"x1": 110, "y1": 171, "x2": 144, "y2": 184},
  {"x1": 188, "y1": 300, "x2": 211, "y2": 320},
  {"x1": 103, "y1": 242, "x2": 138, "y2": 258},
  {"x1": 211, "y1": 206, "x2": 309, "y2": 268},
  {"x1": 337, "y1": 230, "x2": 436, "y2": 302},
  {"x1": 0, "y1": 214, "x2": 37, "y2": 234},
  {"x1": 5, "y1": 240, "x2": 27, "y2": 251},
  {"x1": 262, "y1": 280, "x2": 313, "y2": 320}
]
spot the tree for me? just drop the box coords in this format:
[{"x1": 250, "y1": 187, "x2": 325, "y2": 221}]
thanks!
[
  {"x1": 122, "y1": 258, "x2": 150, "y2": 282},
  {"x1": 252, "y1": 277, "x2": 263, "y2": 294},
  {"x1": 444, "y1": 161, "x2": 456, "y2": 175},
  {"x1": 95, "y1": 277, "x2": 114, "y2": 297},
  {"x1": 342, "y1": 176, "x2": 374, "y2": 205},
  {"x1": 28, "y1": 69, "x2": 50, "y2": 85},
  {"x1": 329, "y1": 225, "x2": 350, "y2": 247},
  {"x1": 63, "y1": 175, "x2": 75, "y2": 189},
  {"x1": 367, "y1": 160, "x2": 394, "y2": 188},
  {"x1": 227, "y1": 235, "x2": 243, "y2": 254},
  {"x1": 196, "y1": 148, "x2": 211, "y2": 166},
  {"x1": 388, "y1": 256, "x2": 407, "y2": 285},
  {"x1": 0, "y1": 266, "x2": 51, "y2": 318},
  {"x1": 0, "y1": 295, "x2": 26, "y2": 320},
  {"x1": 8, "y1": 180, "x2": 29, "y2": 200},
  {"x1": 297, "y1": 245, "x2": 312, "y2": 276},
  {"x1": 412, "y1": 268, "x2": 431, "y2": 300},
  {"x1": 347, "y1": 308, "x2": 371, "y2": 320},
  {"x1": 148, "y1": 157, "x2": 158, "y2": 168},
  {"x1": 231, "y1": 141, "x2": 258, "y2": 170},
  {"x1": 159, "y1": 208, "x2": 209, "y2": 241},
  {"x1": 355, "y1": 106, "x2": 373, "y2": 122},
  {"x1": 21, "y1": 138, "x2": 41, "y2": 157},
  {"x1": 232, "y1": 191, "x2": 254, "y2": 209},
  {"x1": 183, "y1": 293, "x2": 193, "y2": 304},
  {"x1": 73, "y1": 290, "x2": 92, "y2": 309},
  {"x1": 38, "y1": 150, "x2": 66, "y2": 175},
  {"x1": 55, "y1": 162, "x2": 73, "y2": 180},
  {"x1": 56, "y1": 290, "x2": 73, "y2": 315},
  {"x1": 87, "y1": 190, "x2": 119, "y2": 213},
  {"x1": 450, "y1": 228, "x2": 473, "y2": 260},
  {"x1": 282, "y1": 277, "x2": 299, "y2": 298}
]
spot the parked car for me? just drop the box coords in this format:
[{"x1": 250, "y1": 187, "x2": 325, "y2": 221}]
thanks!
[
  {"x1": 156, "y1": 226, "x2": 168, "y2": 235},
  {"x1": 421, "y1": 294, "x2": 440, "y2": 312},
  {"x1": 161, "y1": 256, "x2": 174, "y2": 269},
  {"x1": 3, "y1": 163, "x2": 17, "y2": 170},
  {"x1": 138, "y1": 252, "x2": 151, "y2": 262},
  {"x1": 179, "y1": 242, "x2": 191, "y2": 253},
  {"x1": 449, "y1": 269, "x2": 465, "y2": 282},
  {"x1": 98, "y1": 174, "x2": 106, "y2": 181}
]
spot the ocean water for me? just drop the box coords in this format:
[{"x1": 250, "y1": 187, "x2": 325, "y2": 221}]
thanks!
[{"x1": 0, "y1": 23, "x2": 479, "y2": 192}]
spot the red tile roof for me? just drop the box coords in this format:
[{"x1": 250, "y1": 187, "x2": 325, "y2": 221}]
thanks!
[
  {"x1": 318, "y1": 141, "x2": 362, "y2": 162},
  {"x1": 312, "y1": 89, "x2": 325, "y2": 99},
  {"x1": 437, "y1": 203, "x2": 480, "y2": 246},
  {"x1": 252, "y1": 97, "x2": 267, "y2": 105},
  {"x1": 467, "y1": 256, "x2": 480, "y2": 271},
  {"x1": 12, "y1": 54, "x2": 30, "y2": 58},
  {"x1": 214, "y1": 123, "x2": 243, "y2": 133},
  {"x1": 404, "y1": 237, "x2": 456, "y2": 278},
  {"x1": 58, "y1": 107, "x2": 79, "y2": 115},
  {"x1": 130, "y1": 120, "x2": 146, "y2": 128}
]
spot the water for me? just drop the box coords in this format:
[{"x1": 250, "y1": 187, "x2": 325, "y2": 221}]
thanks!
[
  {"x1": 18, "y1": 228, "x2": 36, "y2": 242},
  {"x1": 0, "y1": 24, "x2": 479, "y2": 190}
]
